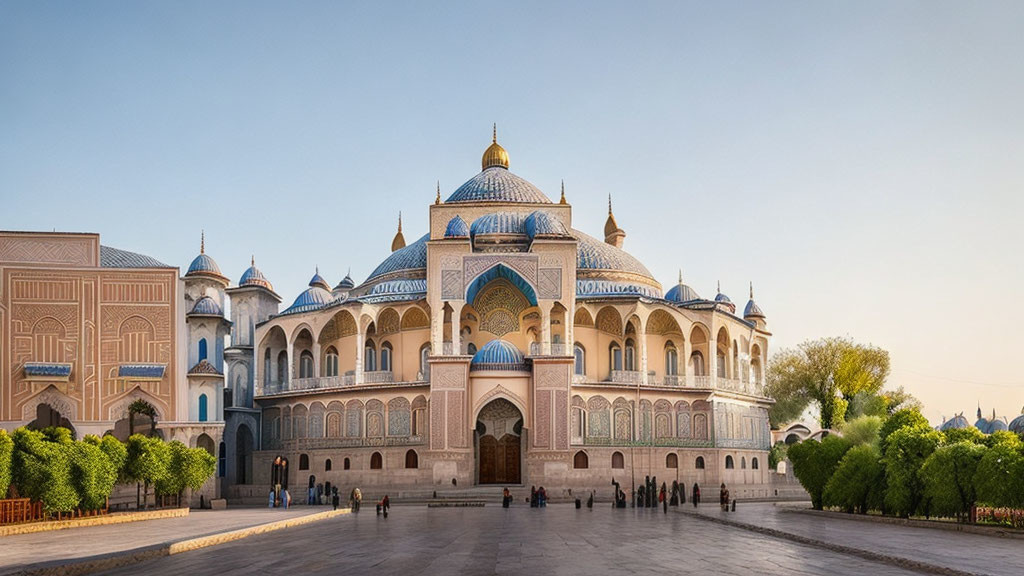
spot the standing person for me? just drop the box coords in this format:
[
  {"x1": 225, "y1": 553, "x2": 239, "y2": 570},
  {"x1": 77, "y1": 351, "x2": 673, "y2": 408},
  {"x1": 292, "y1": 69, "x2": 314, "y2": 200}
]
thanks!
[
  {"x1": 502, "y1": 487, "x2": 511, "y2": 508},
  {"x1": 353, "y1": 488, "x2": 362, "y2": 512},
  {"x1": 660, "y1": 483, "x2": 667, "y2": 514},
  {"x1": 383, "y1": 495, "x2": 390, "y2": 518},
  {"x1": 586, "y1": 491, "x2": 594, "y2": 509},
  {"x1": 331, "y1": 488, "x2": 339, "y2": 511},
  {"x1": 692, "y1": 483, "x2": 701, "y2": 508},
  {"x1": 530, "y1": 486, "x2": 538, "y2": 508},
  {"x1": 538, "y1": 486, "x2": 547, "y2": 507},
  {"x1": 720, "y1": 483, "x2": 729, "y2": 512},
  {"x1": 268, "y1": 488, "x2": 275, "y2": 508}
]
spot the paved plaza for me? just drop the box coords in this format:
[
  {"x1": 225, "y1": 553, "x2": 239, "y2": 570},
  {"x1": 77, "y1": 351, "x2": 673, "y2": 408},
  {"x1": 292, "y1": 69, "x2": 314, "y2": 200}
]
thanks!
[{"x1": 99, "y1": 505, "x2": 927, "y2": 576}]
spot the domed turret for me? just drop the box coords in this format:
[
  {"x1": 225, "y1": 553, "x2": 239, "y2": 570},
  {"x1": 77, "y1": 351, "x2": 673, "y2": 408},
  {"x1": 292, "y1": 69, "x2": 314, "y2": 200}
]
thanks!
[
  {"x1": 524, "y1": 210, "x2": 569, "y2": 239},
  {"x1": 391, "y1": 213, "x2": 406, "y2": 252},
  {"x1": 189, "y1": 295, "x2": 223, "y2": 317},
  {"x1": 282, "y1": 268, "x2": 333, "y2": 315},
  {"x1": 332, "y1": 269, "x2": 355, "y2": 299},
  {"x1": 481, "y1": 124, "x2": 509, "y2": 170},
  {"x1": 1009, "y1": 409, "x2": 1024, "y2": 434},
  {"x1": 939, "y1": 413, "x2": 971, "y2": 431},
  {"x1": 444, "y1": 215, "x2": 470, "y2": 238},
  {"x1": 185, "y1": 231, "x2": 228, "y2": 284},
  {"x1": 666, "y1": 271, "x2": 701, "y2": 304},
  {"x1": 308, "y1": 268, "x2": 331, "y2": 291},
  {"x1": 238, "y1": 256, "x2": 274, "y2": 291},
  {"x1": 604, "y1": 195, "x2": 626, "y2": 248},
  {"x1": 744, "y1": 282, "x2": 765, "y2": 320},
  {"x1": 471, "y1": 340, "x2": 525, "y2": 370},
  {"x1": 714, "y1": 281, "x2": 736, "y2": 313}
]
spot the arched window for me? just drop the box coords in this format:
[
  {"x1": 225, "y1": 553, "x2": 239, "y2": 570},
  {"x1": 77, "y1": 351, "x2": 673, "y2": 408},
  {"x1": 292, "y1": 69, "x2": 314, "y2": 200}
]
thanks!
[
  {"x1": 573, "y1": 451, "x2": 589, "y2": 469},
  {"x1": 666, "y1": 453, "x2": 678, "y2": 469},
  {"x1": 752, "y1": 457, "x2": 759, "y2": 470},
  {"x1": 419, "y1": 344, "x2": 430, "y2": 378},
  {"x1": 380, "y1": 342, "x2": 393, "y2": 372},
  {"x1": 624, "y1": 339, "x2": 636, "y2": 371},
  {"x1": 574, "y1": 344, "x2": 586, "y2": 375},
  {"x1": 264, "y1": 349, "x2": 271, "y2": 387},
  {"x1": 277, "y1": 351, "x2": 288, "y2": 384},
  {"x1": 572, "y1": 407, "x2": 585, "y2": 440},
  {"x1": 725, "y1": 455, "x2": 735, "y2": 469},
  {"x1": 741, "y1": 456, "x2": 747, "y2": 469},
  {"x1": 609, "y1": 342, "x2": 622, "y2": 372},
  {"x1": 717, "y1": 351, "x2": 727, "y2": 378},
  {"x1": 611, "y1": 451, "x2": 625, "y2": 469},
  {"x1": 198, "y1": 394, "x2": 208, "y2": 422},
  {"x1": 370, "y1": 452, "x2": 383, "y2": 470},
  {"x1": 467, "y1": 342, "x2": 477, "y2": 355},
  {"x1": 325, "y1": 347, "x2": 339, "y2": 377},
  {"x1": 325, "y1": 458, "x2": 333, "y2": 471},
  {"x1": 299, "y1": 453, "x2": 309, "y2": 470},
  {"x1": 691, "y1": 351, "x2": 705, "y2": 377},
  {"x1": 665, "y1": 342, "x2": 678, "y2": 376},
  {"x1": 299, "y1": 350, "x2": 314, "y2": 378},
  {"x1": 695, "y1": 456, "x2": 705, "y2": 469},
  {"x1": 198, "y1": 338, "x2": 208, "y2": 362},
  {"x1": 405, "y1": 449, "x2": 418, "y2": 469},
  {"x1": 343, "y1": 457, "x2": 351, "y2": 470},
  {"x1": 364, "y1": 341, "x2": 377, "y2": 372}
]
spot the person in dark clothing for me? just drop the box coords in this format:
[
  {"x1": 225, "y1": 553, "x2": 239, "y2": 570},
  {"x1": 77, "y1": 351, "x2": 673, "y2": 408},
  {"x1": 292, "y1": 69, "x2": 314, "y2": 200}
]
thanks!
[
  {"x1": 720, "y1": 483, "x2": 730, "y2": 511},
  {"x1": 331, "y1": 488, "x2": 340, "y2": 511},
  {"x1": 692, "y1": 483, "x2": 701, "y2": 508},
  {"x1": 383, "y1": 494, "x2": 390, "y2": 517},
  {"x1": 586, "y1": 491, "x2": 594, "y2": 509},
  {"x1": 530, "y1": 486, "x2": 538, "y2": 508},
  {"x1": 660, "y1": 483, "x2": 667, "y2": 514},
  {"x1": 538, "y1": 486, "x2": 547, "y2": 507},
  {"x1": 502, "y1": 487, "x2": 511, "y2": 508}
]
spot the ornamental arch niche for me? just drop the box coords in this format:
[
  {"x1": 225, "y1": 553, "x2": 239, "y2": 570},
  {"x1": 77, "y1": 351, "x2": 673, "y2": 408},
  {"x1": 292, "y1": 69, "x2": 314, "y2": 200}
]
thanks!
[
  {"x1": 466, "y1": 265, "x2": 538, "y2": 339},
  {"x1": 475, "y1": 398, "x2": 523, "y2": 485}
]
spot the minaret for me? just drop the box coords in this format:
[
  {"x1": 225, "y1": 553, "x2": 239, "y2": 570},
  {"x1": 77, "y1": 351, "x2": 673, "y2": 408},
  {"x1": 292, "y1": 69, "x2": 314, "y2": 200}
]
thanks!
[
  {"x1": 391, "y1": 212, "x2": 406, "y2": 252},
  {"x1": 559, "y1": 180, "x2": 567, "y2": 205},
  {"x1": 604, "y1": 195, "x2": 626, "y2": 248}
]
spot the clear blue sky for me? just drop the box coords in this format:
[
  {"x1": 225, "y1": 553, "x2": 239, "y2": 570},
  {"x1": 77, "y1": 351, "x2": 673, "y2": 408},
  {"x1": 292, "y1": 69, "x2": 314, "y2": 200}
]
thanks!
[{"x1": 3, "y1": 1, "x2": 1022, "y2": 424}]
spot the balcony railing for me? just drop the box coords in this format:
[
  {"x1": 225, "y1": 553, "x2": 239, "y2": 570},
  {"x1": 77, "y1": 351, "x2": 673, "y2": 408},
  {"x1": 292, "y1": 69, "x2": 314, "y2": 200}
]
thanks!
[
  {"x1": 529, "y1": 342, "x2": 568, "y2": 356},
  {"x1": 273, "y1": 435, "x2": 428, "y2": 450},
  {"x1": 661, "y1": 375, "x2": 682, "y2": 387},
  {"x1": 691, "y1": 375, "x2": 713, "y2": 388},
  {"x1": 362, "y1": 370, "x2": 394, "y2": 384},
  {"x1": 608, "y1": 370, "x2": 643, "y2": 384}
]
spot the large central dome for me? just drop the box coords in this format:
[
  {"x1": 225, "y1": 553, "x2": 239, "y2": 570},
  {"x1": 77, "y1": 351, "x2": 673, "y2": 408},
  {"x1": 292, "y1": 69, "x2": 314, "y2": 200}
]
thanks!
[{"x1": 446, "y1": 167, "x2": 552, "y2": 204}]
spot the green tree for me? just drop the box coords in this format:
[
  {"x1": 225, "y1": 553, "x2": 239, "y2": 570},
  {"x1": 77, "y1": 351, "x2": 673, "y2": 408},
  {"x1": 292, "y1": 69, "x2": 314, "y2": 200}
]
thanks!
[
  {"x1": 787, "y1": 435, "x2": 853, "y2": 510},
  {"x1": 823, "y1": 445, "x2": 884, "y2": 514},
  {"x1": 71, "y1": 438, "x2": 117, "y2": 511},
  {"x1": 125, "y1": 434, "x2": 169, "y2": 509},
  {"x1": 766, "y1": 338, "x2": 890, "y2": 429},
  {"x1": 0, "y1": 429, "x2": 13, "y2": 498},
  {"x1": 156, "y1": 442, "x2": 215, "y2": 502},
  {"x1": 921, "y1": 442, "x2": 987, "y2": 522},
  {"x1": 975, "y1": 443, "x2": 1024, "y2": 508},
  {"x1": 878, "y1": 408, "x2": 930, "y2": 455},
  {"x1": 96, "y1": 435, "x2": 128, "y2": 481},
  {"x1": 884, "y1": 424, "x2": 942, "y2": 518},
  {"x1": 880, "y1": 386, "x2": 923, "y2": 415},
  {"x1": 982, "y1": 430, "x2": 1022, "y2": 449},
  {"x1": 840, "y1": 415, "x2": 883, "y2": 447},
  {"x1": 11, "y1": 427, "x2": 78, "y2": 513},
  {"x1": 943, "y1": 427, "x2": 985, "y2": 445}
]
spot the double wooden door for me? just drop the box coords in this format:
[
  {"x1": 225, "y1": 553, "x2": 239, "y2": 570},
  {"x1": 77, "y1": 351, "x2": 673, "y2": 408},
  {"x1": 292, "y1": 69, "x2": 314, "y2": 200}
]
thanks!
[{"x1": 479, "y1": 434, "x2": 521, "y2": 484}]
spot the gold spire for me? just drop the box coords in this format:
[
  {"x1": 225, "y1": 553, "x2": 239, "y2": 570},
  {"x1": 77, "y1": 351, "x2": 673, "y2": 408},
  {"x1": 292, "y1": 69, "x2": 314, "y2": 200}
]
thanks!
[
  {"x1": 435, "y1": 181, "x2": 441, "y2": 205},
  {"x1": 559, "y1": 180, "x2": 566, "y2": 204},
  {"x1": 481, "y1": 124, "x2": 509, "y2": 170},
  {"x1": 493, "y1": 123, "x2": 497, "y2": 143},
  {"x1": 604, "y1": 194, "x2": 624, "y2": 247},
  {"x1": 200, "y1": 230, "x2": 205, "y2": 254},
  {"x1": 391, "y1": 212, "x2": 406, "y2": 252}
]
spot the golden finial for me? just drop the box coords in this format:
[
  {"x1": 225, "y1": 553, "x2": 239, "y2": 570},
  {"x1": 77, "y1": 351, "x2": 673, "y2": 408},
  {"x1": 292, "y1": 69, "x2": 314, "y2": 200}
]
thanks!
[
  {"x1": 604, "y1": 194, "x2": 624, "y2": 246},
  {"x1": 559, "y1": 180, "x2": 566, "y2": 204},
  {"x1": 492, "y1": 123, "x2": 497, "y2": 143},
  {"x1": 435, "y1": 181, "x2": 441, "y2": 204},
  {"x1": 391, "y1": 212, "x2": 407, "y2": 252},
  {"x1": 200, "y1": 230, "x2": 205, "y2": 254},
  {"x1": 398, "y1": 211, "x2": 403, "y2": 233},
  {"x1": 482, "y1": 125, "x2": 509, "y2": 170}
]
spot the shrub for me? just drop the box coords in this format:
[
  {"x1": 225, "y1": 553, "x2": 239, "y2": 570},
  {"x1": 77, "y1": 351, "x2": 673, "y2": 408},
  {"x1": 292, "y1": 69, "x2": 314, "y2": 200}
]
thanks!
[
  {"x1": 884, "y1": 424, "x2": 942, "y2": 517},
  {"x1": 975, "y1": 443, "x2": 1024, "y2": 509},
  {"x1": 921, "y1": 442, "x2": 987, "y2": 522},
  {"x1": 942, "y1": 427, "x2": 985, "y2": 445},
  {"x1": 768, "y1": 442, "x2": 787, "y2": 469},
  {"x1": 0, "y1": 429, "x2": 13, "y2": 498},
  {"x1": 125, "y1": 434, "x2": 170, "y2": 508},
  {"x1": 787, "y1": 435, "x2": 852, "y2": 510},
  {"x1": 840, "y1": 415, "x2": 883, "y2": 447},
  {"x1": 156, "y1": 442, "x2": 214, "y2": 498},
  {"x1": 878, "y1": 409, "x2": 929, "y2": 454},
  {"x1": 824, "y1": 445, "x2": 884, "y2": 514},
  {"x1": 11, "y1": 428, "x2": 78, "y2": 513},
  {"x1": 983, "y1": 430, "x2": 1022, "y2": 449},
  {"x1": 70, "y1": 439, "x2": 117, "y2": 511}
]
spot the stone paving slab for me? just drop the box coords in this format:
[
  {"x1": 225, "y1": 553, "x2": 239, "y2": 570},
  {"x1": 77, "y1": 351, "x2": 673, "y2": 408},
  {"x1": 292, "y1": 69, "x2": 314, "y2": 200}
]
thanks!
[
  {"x1": 683, "y1": 503, "x2": 1023, "y2": 576},
  {"x1": 101, "y1": 504, "x2": 924, "y2": 576},
  {"x1": 0, "y1": 506, "x2": 336, "y2": 575}
]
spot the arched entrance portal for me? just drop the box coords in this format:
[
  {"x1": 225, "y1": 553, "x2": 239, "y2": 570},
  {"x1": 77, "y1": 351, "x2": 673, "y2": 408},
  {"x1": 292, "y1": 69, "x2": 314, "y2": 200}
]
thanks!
[{"x1": 476, "y1": 398, "x2": 523, "y2": 485}]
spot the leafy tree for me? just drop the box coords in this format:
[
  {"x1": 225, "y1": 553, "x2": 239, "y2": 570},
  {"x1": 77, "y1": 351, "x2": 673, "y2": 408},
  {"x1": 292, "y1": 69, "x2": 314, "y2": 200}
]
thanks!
[
  {"x1": 943, "y1": 427, "x2": 985, "y2": 445},
  {"x1": 96, "y1": 435, "x2": 128, "y2": 481},
  {"x1": 787, "y1": 435, "x2": 853, "y2": 510},
  {"x1": 879, "y1": 386, "x2": 923, "y2": 415},
  {"x1": 982, "y1": 430, "x2": 1021, "y2": 449},
  {"x1": 766, "y1": 337, "x2": 890, "y2": 429},
  {"x1": 125, "y1": 434, "x2": 169, "y2": 509},
  {"x1": 921, "y1": 442, "x2": 987, "y2": 522},
  {"x1": 975, "y1": 443, "x2": 1024, "y2": 508},
  {"x1": 11, "y1": 427, "x2": 78, "y2": 513},
  {"x1": 0, "y1": 429, "x2": 13, "y2": 498},
  {"x1": 70, "y1": 438, "x2": 117, "y2": 511},
  {"x1": 840, "y1": 415, "x2": 883, "y2": 447},
  {"x1": 156, "y1": 442, "x2": 215, "y2": 501},
  {"x1": 824, "y1": 445, "x2": 884, "y2": 514},
  {"x1": 878, "y1": 409, "x2": 930, "y2": 455},
  {"x1": 884, "y1": 424, "x2": 942, "y2": 517}
]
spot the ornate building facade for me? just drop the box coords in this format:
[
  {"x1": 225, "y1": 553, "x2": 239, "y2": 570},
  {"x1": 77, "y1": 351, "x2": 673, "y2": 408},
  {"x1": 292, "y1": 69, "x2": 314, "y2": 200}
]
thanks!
[{"x1": 233, "y1": 132, "x2": 775, "y2": 499}]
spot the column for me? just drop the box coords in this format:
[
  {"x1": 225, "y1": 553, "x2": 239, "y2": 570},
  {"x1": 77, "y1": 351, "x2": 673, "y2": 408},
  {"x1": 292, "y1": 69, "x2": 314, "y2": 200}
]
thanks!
[
  {"x1": 682, "y1": 338, "x2": 692, "y2": 386},
  {"x1": 312, "y1": 342, "x2": 321, "y2": 379},
  {"x1": 638, "y1": 319, "x2": 648, "y2": 385},
  {"x1": 540, "y1": 303, "x2": 552, "y2": 355},
  {"x1": 708, "y1": 337, "x2": 717, "y2": 388},
  {"x1": 431, "y1": 307, "x2": 443, "y2": 353},
  {"x1": 355, "y1": 328, "x2": 364, "y2": 384},
  {"x1": 451, "y1": 303, "x2": 463, "y2": 355}
]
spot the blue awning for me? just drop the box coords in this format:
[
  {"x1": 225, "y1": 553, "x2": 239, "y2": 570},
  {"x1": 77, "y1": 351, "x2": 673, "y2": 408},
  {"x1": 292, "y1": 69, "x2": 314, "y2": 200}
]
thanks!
[
  {"x1": 24, "y1": 363, "x2": 72, "y2": 379},
  {"x1": 118, "y1": 364, "x2": 166, "y2": 379}
]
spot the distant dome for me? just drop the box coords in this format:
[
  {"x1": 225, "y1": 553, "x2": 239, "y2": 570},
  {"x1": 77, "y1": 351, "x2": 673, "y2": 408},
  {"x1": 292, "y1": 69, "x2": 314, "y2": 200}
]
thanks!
[
  {"x1": 444, "y1": 216, "x2": 470, "y2": 238},
  {"x1": 524, "y1": 211, "x2": 569, "y2": 239},
  {"x1": 470, "y1": 212, "x2": 526, "y2": 238},
  {"x1": 1010, "y1": 414, "x2": 1024, "y2": 434},
  {"x1": 939, "y1": 414, "x2": 971, "y2": 431},
  {"x1": 239, "y1": 259, "x2": 273, "y2": 291},
  {"x1": 471, "y1": 340, "x2": 525, "y2": 370},
  {"x1": 308, "y1": 269, "x2": 331, "y2": 291},
  {"x1": 666, "y1": 273, "x2": 701, "y2": 304},
  {"x1": 990, "y1": 419, "x2": 1008, "y2": 432},
  {"x1": 189, "y1": 296, "x2": 223, "y2": 317},
  {"x1": 283, "y1": 286, "x2": 333, "y2": 315}
]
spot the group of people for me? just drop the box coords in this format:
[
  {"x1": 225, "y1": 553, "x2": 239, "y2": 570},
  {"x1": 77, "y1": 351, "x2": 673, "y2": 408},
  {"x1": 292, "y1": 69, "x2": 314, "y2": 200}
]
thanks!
[{"x1": 529, "y1": 486, "x2": 548, "y2": 507}]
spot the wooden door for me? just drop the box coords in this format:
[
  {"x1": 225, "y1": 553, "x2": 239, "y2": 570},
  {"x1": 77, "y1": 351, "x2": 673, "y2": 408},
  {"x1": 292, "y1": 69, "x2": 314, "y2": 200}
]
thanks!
[
  {"x1": 500, "y1": 434, "x2": 521, "y2": 484},
  {"x1": 479, "y1": 435, "x2": 497, "y2": 484}
]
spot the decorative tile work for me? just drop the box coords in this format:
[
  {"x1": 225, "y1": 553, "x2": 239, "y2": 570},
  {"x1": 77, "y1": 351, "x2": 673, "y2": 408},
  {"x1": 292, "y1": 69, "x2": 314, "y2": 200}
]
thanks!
[
  {"x1": 554, "y1": 390, "x2": 568, "y2": 450},
  {"x1": 614, "y1": 409, "x2": 632, "y2": 441},
  {"x1": 537, "y1": 268, "x2": 561, "y2": 300},
  {"x1": 367, "y1": 412, "x2": 383, "y2": 438},
  {"x1": 693, "y1": 413, "x2": 708, "y2": 440},
  {"x1": 447, "y1": 390, "x2": 465, "y2": 448},
  {"x1": 595, "y1": 308, "x2": 623, "y2": 335},
  {"x1": 441, "y1": 270, "x2": 463, "y2": 300},
  {"x1": 346, "y1": 401, "x2": 363, "y2": 437},
  {"x1": 587, "y1": 396, "x2": 611, "y2": 438},
  {"x1": 0, "y1": 236, "x2": 96, "y2": 267},
  {"x1": 388, "y1": 397, "x2": 411, "y2": 436},
  {"x1": 377, "y1": 309, "x2": 400, "y2": 334},
  {"x1": 431, "y1": 394, "x2": 446, "y2": 450},
  {"x1": 534, "y1": 391, "x2": 550, "y2": 449},
  {"x1": 446, "y1": 166, "x2": 552, "y2": 204},
  {"x1": 573, "y1": 308, "x2": 594, "y2": 326},
  {"x1": 400, "y1": 307, "x2": 430, "y2": 329},
  {"x1": 676, "y1": 412, "x2": 691, "y2": 438},
  {"x1": 476, "y1": 281, "x2": 528, "y2": 337},
  {"x1": 463, "y1": 255, "x2": 538, "y2": 286},
  {"x1": 21, "y1": 387, "x2": 78, "y2": 420}
]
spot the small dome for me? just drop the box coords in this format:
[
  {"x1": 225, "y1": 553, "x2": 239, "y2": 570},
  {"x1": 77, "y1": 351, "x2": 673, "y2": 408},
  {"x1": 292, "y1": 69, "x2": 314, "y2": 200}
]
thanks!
[
  {"x1": 990, "y1": 419, "x2": 1008, "y2": 432},
  {"x1": 744, "y1": 284, "x2": 765, "y2": 319},
  {"x1": 444, "y1": 216, "x2": 470, "y2": 238},
  {"x1": 715, "y1": 286, "x2": 732, "y2": 304},
  {"x1": 239, "y1": 258, "x2": 273, "y2": 290},
  {"x1": 939, "y1": 414, "x2": 970, "y2": 431},
  {"x1": 471, "y1": 340, "x2": 525, "y2": 370},
  {"x1": 309, "y1": 269, "x2": 331, "y2": 291},
  {"x1": 283, "y1": 286, "x2": 333, "y2": 315},
  {"x1": 189, "y1": 296, "x2": 223, "y2": 317},
  {"x1": 187, "y1": 253, "x2": 223, "y2": 277},
  {"x1": 481, "y1": 125, "x2": 509, "y2": 170},
  {"x1": 1009, "y1": 413, "x2": 1024, "y2": 434},
  {"x1": 666, "y1": 272, "x2": 701, "y2": 304},
  {"x1": 470, "y1": 212, "x2": 526, "y2": 238},
  {"x1": 335, "y1": 272, "x2": 355, "y2": 291},
  {"x1": 524, "y1": 211, "x2": 569, "y2": 239}
]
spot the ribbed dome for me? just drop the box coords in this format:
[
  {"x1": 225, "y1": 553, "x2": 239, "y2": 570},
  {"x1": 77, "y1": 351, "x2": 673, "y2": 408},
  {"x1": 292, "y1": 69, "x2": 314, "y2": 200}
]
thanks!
[
  {"x1": 939, "y1": 414, "x2": 970, "y2": 431},
  {"x1": 336, "y1": 273, "x2": 355, "y2": 290},
  {"x1": 482, "y1": 142, "x2": 509, "y2": 170},
  {"x1": 365, "y1": 233, "x2": 429, "y2": 283},
  {"x1": 471, "y1": 340, "x2": 525, "y2": 370},
  {"x1": 187, "y1": 253, "x2": 223, "y2": 277},
  {"x1": 447, "y1": 167, "x2": 552, "y2": 204},
  {"x1": 309, "y1": 270, "x2": 331, "y2": 291},
  {"x1": 444, "y1": 216, "x2": 470, "y2": 238},
  {"x1": 283, "y1": 286, "x2": 333, "y2": 315},
  {"x1": 715, "y1": 291, "x2": 732, "y2": 305},
  {"x1": 1010, "y1": 414, "x2": 1024, "y2": 434},
  {"x1": 666, "y1": 272, "x2": 701, "y2": 304},
  {"x1": 470, "y1": 212, "x2": 526, "y2": 237},
  {"x1": 524, "y1": 211, "x2": 569, "y2": 239},
  {"x1": 990, "y1": 419, "x2": 1008, "y2": 432},
  {"x1": 189, "y1": 296, "x2": 223, "y2": 316},
  {"x1": 239, "y1": 260, "x2": 273, "y2": 290},
  {"x1": 573, "y1": 230, "x2": 658, "y2": 283}
]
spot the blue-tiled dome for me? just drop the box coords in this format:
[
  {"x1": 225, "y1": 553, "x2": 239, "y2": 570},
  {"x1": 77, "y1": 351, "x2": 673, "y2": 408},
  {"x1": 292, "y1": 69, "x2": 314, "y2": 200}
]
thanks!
[
  {"x1": 309, "y1": 270, "x2": 331, "y2": 291},
  {"x1": 187, "y1": 253, "x2": 223, "y2": 277},
  {"x1": 360, "y1": 279, "x2": 428, "y2": 303},
  {"x1": 1010, "y1": 414, "x2": 1024, "y2": 434},
  {"x1": 744, "y1": 299, "x2": 764, "y2": 318},
  {"x1": 524, "y1": 211, "x2": 569, "y2": 239},
  {"x1": 282, "y1": 286, "x2": 333, "y2": 315},
  {"x1": 939, "y1": 414, "x2": 970, "y2": 431},
  {"x1": 471, "y1": 340, "x2": 525, "y2": 370},
  {"x1": 189, "y1": 296, "x2": 223, "y2": 316},
  {"x1": 239, "y1": 261, "x2": 273, "y2": 291},
  {"x1": 573, "y1": 230, "x2": 657, "y2": 281},
  {"x1": 470, "y1": 212, "x2": 526, "y2": 237},
  {"x1": 666, "y1": 275, "x2": 701, "y2": 304},
  {"x1": 990, "y1": 419, "x2": 1008, "y2": 432},
  {"x1": 365, "y1": 233, "x2": 429, "y2": 283},
  {"x1": 577, "y1": 280, "x2": 661, "y2": 299},
  {"x1": 444, "y1": 216, "x2": 470, "y2": 238},
  {"x1": 715, "y1": 291, "x2": 732, "y2": 304},
  {"x1": 336, "y1": 273, "x2": 355, "y2": 290},
  {"x1": 446, "y1": 167, "x2": 552, "y2": 204}
]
